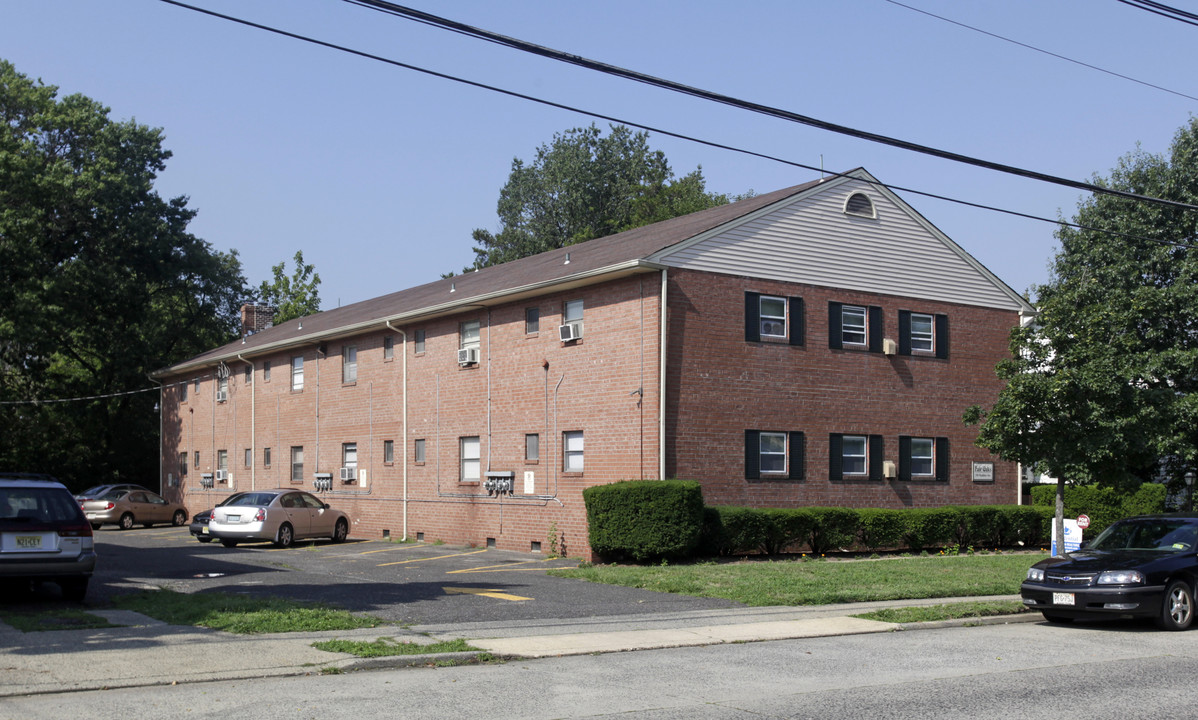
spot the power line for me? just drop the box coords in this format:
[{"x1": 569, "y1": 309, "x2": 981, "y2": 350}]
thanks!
[
  {"x1": 883, "y1": 0, "x2": 1198, "y2": 103},
  {"x1": 341, "y1": 0, "x2": 1198, "y2": 213},
  {"x1": 150, "y1": 0, "x2": 1197, "y2": 252},
  {"x1": 1117, "y1": 0, "x2": 1198, "y2": 27}
]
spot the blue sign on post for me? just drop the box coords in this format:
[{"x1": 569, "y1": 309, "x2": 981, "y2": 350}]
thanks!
[{"x1": 1051, "y1": 519, "x2": 1082, "y2": 556}]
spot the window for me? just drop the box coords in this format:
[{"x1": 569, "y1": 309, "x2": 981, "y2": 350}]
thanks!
[
  {"x1": 244, "y1": 448, "x2": 252, "y2": 468},
  {"x1": 264, "y1": 447, "x2": 272, "y2": 468},
  {"x1": 342, "y1": 345, "x2": 357, "y2": 384},
  {"x1": 194, "y1": 378, "x2": 200, "y2": 393},
  {"x1": 460, "y1": 320, "x2": 480, "y2": 350},
  {"x1": 844, "y1": 192, "x2": 876, "y2": 218},
  {"x1": 383, "y1": 439, "x2": 394, "y2": 464},
  {"x1": 830, "y1": 434, "x2": 884, "y2": 481},
  {"x1": 290, "y1": 446, "x2": 304, "y2": 483},
  {"x1": 181, "y1": 381, "x2": 188, "y2": 403},
  {"x1": 194, "y1": 451, "x2": 200, "y2": 469},
  {"x1": 744, "y1": 430, "x2": 805, "y2": 480},
  {"x1": 342, "y1": 443, "x2": 358, "y2": 478},
  {"x1": 217, "y1": 450, "x2": 228, "y2": 483},
  {"x1": 744, "y1": 292, "x2": 804, "y2": 344},
  {"x1": 264, "y1": 360, "x2": 271, "y2": 382},
  {"x1": 899, "y1": 436, "x2": 949, "y2": 481},
  {"x1": 563, "y1": 430, "x2": 584, "y2": 472},
  {"x1": 179, "y1": 452, "x2": 188, "y2": 476},
  {"x1": 414, "y1": 329, "x2": 426, "y2": 354},
  {"x1": 291, "y1": 356, "x2": 304, "y2": 391},
  {"x1": 414, "y1": 438, "x2": 426, "y2": 464},
  {"x1": 898, "y1": 311, "x2": 949, "y2": 358},
  {"x1": 828, "y1": 303, "x2": 883, "y2": 352},
  {"x1": 217, "y1": 375, "x2": 228, "y2": 401},
  {"x1": 460, "y1": 436, "x2": 480, "y2": 483},
  {"x1": 525, "y1": 433, "x2": 539, "y2": 462},
  {"x1": 383, "y1": 336, "x2": 394, "y2": 360},
  {"x1": 525, "y1": 307, "x2": 540, "y2": 334},
  {"x1": 564, "y1": 299, "x2": 583, "y2": 326},
  {"x1": 244, "y1": 364, "x2": 252, "y2": 384}
]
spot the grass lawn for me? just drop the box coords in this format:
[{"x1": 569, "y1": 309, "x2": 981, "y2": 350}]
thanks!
[
  {"x1": 112, "y1": 588, "x2": 383, "y2": 634},
  {"x1": 549, "y1": 552, "x2": 1042, "y2": 607}
]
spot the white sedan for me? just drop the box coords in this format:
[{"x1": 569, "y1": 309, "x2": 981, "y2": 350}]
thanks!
[{"x1": 207, "y1": 489, "x2": 349, "y2": 548}]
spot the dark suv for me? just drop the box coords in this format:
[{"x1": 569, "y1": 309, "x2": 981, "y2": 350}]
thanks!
[{"x1": 0, "y1": 473, "x2": 97, "y2": 600}]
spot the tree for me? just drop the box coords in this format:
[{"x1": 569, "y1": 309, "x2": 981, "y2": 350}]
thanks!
[
  {"x1": 257, "y1": 250, "x2": 321, "y2": 324},
  {"x1": 965, "y1": 118, "x2": 1198, "y2": 549},
  {"x1": 0, "y1": 59, "x2": 249, "y2": 488},
  {"x1": 466, "y1": 124, "x2": 746, "y2": 270}
]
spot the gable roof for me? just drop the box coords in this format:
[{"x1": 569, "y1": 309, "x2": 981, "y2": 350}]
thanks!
[{"x1": 157, "y1": 168, "x2": 1030, "y2": 376}]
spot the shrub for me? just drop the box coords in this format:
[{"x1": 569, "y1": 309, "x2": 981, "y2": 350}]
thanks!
[
  {"x1": 903, "y1": 507, "x2": 961, "y2": 551},
  {"x1": 997, "y1": 505, "x2": 1051, "y2": 546},
  {"x1": 1030, "y1": 482, "x2": 1168, "y2": 536},
  {"x1": 760, "y1": 508, "x2": 817, "y2": 554},
  {"x1": 806, "y1": 507, "x2": 859, "y2": 554},
  {"x1": 708, "y1": 506, "x2": 770, "y2": 555},
  {"x1": 583, "y1": 480, "x2": 705, "y2": 562},
  {"x1": 956, "y1": 506, "x2": 1004, "y2": 548},
  {"x1": 857, "y1": 508, "x2": 907, "y2": 551}
]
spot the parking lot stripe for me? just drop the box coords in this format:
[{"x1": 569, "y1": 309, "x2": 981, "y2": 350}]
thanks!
[
  {"x1": 443, "y1": 586, "x2": 532, "y2": 601},
  {"x1": 377, "y1": 549, "x2": 487, "y2": 567},
  {"x1": 446, "y1": 559, "x2": 554, "y2": 574}
]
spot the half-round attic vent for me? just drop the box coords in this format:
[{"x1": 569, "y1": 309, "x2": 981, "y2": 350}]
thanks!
[{"x1": 844, "y1": 192, "x2": 875, "y2": 218}]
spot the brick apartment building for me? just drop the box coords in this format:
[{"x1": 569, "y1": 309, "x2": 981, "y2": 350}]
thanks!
[{"x1": 153, "y1": 168, "x2": 1034, "y2": 558}]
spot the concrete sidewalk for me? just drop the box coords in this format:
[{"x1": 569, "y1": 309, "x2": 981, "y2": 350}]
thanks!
[{"x1": 0, "y1": 595, "x2": 1033, "y2": 697}]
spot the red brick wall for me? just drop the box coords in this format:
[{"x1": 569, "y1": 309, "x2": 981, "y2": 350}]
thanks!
[{"x1": 665, "y1": 269, "x2": 1019, "y2": 508}]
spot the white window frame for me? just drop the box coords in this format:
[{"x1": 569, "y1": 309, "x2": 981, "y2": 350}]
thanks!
[
  {"x1": 264, "y1": 447, "x2": 272, "y2": 468},
  {"x1": 842, "y1": 435, "x2": 867, "y2": 476},
  {"x1": 841, "y1": 305, "x2": 867, "y2": 346},
  {"x1": 383, "y1": 439, "x2": 394, "y2": 464},
  {"x1": 910, "y1": 437, "x2": 935, "y2": 477},
  {"x1": 563, "y1": 430, "x2": 584, "y2": 473},
  {"x1": 564, "y1": 299, "x2": 584, "y2": 334},
  {"x1": 414, "y1": 329, "x2": 426, "y2": 354},
  {"x1": 264, "y1": 360, "x2": 271, "y2": 382},
  {"x1": 342, "y1": 345, "x2": 358, "y2": 384},
  {"x1": 290, "y1": 446, "x2": 304, "y2": 483},
  {"x1": 342, "y1": 442, "x2": 358, "y2": 473},
  {"x1": 291, "y1": 356, "x2": 304, "y2": 391},
  {"x1": 217, "y1": 375, "x2": 228, "y2": 400},
  {"x1": 414, "y1": 438, "x2": 426, "y2": 464},
  {"x1": 759, "y1": 431, "x2": 787, "y2": 474},
  {"x1": 909, "y1": 313, "x2": 934, "y2": 353},
  {"x1": 460, "y1": 320, "x2": 480, "y2": 350},
  {"x1": 525, "y1": 433, "x2": 539, "y2": 462},
  {"x1": 759, "y1": 296, "x2": 787, "y2": 339},
  {"x1": 460, "y1": 436, "x2": 481, "y2": 483},
  {"x1": 383, "y1": 336, "x2": 394, "y2": 360},
  {"x1": 244, "y1": 448, "x2": 252, "y2": 468}
]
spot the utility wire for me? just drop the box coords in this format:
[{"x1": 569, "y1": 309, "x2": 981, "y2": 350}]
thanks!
[
  {"x1": 341, "y1": 0, "x2": 1198, "y2": 213},
  {"x1": 151, "y1": 0, "x2": 1197, "y2": 251},
  {"x1": 1117, "y1": 0, "x2": 1198, "y2": 27},
  {"x1": 884, "y1": 0, "x2": 1198, "y2": 103}
]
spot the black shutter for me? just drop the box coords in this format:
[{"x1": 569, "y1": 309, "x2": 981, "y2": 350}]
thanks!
[
  {"x1": 935, "y1": 437, "x2": 950, "y2": 482},
  {"x1": 935, "y1": 314, "x2": 950, "y2": 359},
  {"x1": 828, "y1": 303, "x2": 842, "y2": 349},
  {"x1": 788, "y1": 431, "x2": 805, "y2": 480},
  {"x1": 745, "y1": 292, "x2": 761, "y2": 343},
  {"x1": 788, "y1": 297, "x2": 805, "y2": 346},
  {"x1": 745, "y1": 430, "x2": 760, "y2": 480},
  {"x1": 868, "y1": 306, "x2": 883, "y2": 353},
  {"x1": 898, "y1": 436, "x2": 912, "y2": 481},
  {"x1": 868, "y1": 434, "x2": 884, "y2": 480},
  {"x1": 829, "y1": 434, "x2": 843, "y2": 481},
  {"x1": 898, "y1": 311, "x2": 912, "y2": 356}
]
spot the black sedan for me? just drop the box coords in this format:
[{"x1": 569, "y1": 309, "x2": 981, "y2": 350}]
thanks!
[
  {"x1": 1021, "y1": 514, "x2": 1198, "y2": 630},
  {"x1": 189, "y1": 492, "x2": 248, "y2": 543}
]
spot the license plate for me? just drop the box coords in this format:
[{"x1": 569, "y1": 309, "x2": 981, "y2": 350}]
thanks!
[
  {"x1": 1053, "y1": 592, "x2": 1075, "y2": 606},
  {"x1": 202, "y1": 526, "x2": 209, "y2": 535},
  {"x1": 227, "y1": 515, "x2": 239, "y2": 522},
  {"x1": 16, "y1": 536, "x2": 41, "y2": 549}
]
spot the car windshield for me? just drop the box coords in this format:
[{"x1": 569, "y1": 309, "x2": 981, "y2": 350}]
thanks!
[
  {"x1": 1088, "y1": 519, "x2": 1198, "y2": 552},
  {"x1": 224, "y1": 493, "x2": 278, "y2": 507},
  {"x1": 78, "y1": 485, "x2": 108, "y2": 497}
]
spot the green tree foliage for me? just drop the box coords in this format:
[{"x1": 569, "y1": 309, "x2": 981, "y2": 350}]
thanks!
[
  {"x1": 466, "y1": 124, "x2": 746, "y2": 270},
  {"x1": 257, "y1": 250, "x2": 321, "y2": 324},
  {"x1": 0, "y1": 60, "x2": 248, "y2": 488},
  {"x1": 966, "y1": 118, "x2": 1198, "y2": 544}
]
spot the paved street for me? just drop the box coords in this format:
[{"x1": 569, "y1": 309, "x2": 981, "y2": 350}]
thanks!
[{"x1": 4, "y1": 619, "x2": 1194, "y2": 719}]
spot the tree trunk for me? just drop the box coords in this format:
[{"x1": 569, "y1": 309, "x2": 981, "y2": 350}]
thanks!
[{"x1": 1054, "y1": 476, "x2": 1066, "y2": 557}]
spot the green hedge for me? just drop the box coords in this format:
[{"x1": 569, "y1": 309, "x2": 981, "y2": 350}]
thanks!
[
  {"x1": 583, "y1": 480, "x2": 705, "y2": 562},
  {"x1": 1029, "y1": 482, "x2": 1167, "y2": 536}
]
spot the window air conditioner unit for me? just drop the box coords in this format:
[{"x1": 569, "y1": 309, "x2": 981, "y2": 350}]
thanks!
[
  {"x1": 457, "y1": 347, "x2": 479, "y2": 365},
  {"x1": 882, "y1": 338, "x2": 898, "y2": 356},
  {"x1": 882, "y1": 461, "x2": 897, "y2": 479},
  {"x1": 559, "y1": 323, "x2": 582, "y2": 342},
  {"x1": 215, "y1": 390, "x2": 228, "y2": 402},
  {"x1": 215, "y1": 469, "x2": 229, "y2": 483},
  {"x1": 339, "y1": 467, "x2": 356, "y2": 482}
]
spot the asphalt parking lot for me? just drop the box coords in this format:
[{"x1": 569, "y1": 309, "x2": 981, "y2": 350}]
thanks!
[{"x1": 4, "y1": 526, "x2": 742, "y2": 625}]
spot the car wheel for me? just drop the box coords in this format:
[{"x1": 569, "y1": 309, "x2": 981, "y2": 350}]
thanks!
[
  {"x1": 275, "y1": 523, "x2": 294, "y2": 548},
  {"x1": 90, "y1": 523, "x2": 101, "y2": 530},
  {"x1": 1157, "y1": 579, "x2": 1194, "y2": 631},
  {"x1": 119, "y1": 513, "x2": 134, "y2": 530},
  {"x1": 332, "y1": 518, "x2": 348, "y2": 543},
  {"x1": 220, "y1": 538, "x2": 239, "y2": 548},
  {"x1": 172, "y1": 510, "x2": 187, "y2": 526},
  {"x1": 196, "y1": 536, "x2": 213, "y2": 543},
  {"x1": 1041, "y1": 612, "x2": 1072, "y2": 624},
  {"x1": 59, "y1": 577, "x2": 88, "y2": 602}
]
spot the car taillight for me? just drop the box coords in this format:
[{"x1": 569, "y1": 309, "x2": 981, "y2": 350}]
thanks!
[
  {"x1": 104, "y1": 502, "x2": 115, "y2": 510},
  {"x1": 59, "y1": 522, "x2": 93, "y2": 538},
  {"x1": 253, "y1": 508, "x2": 266, "y2": 522}
]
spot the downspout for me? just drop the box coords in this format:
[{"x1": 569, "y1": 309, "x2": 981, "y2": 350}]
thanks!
[
  {"x1": 236, "y1": 354, "x2": 256, "y2": 490},
  {"x1": 659, "y1": 268, "x2": 668, "y2": 481},
  {"x1": 385, "y1": 322, "x2": 408, "y2": 540}
]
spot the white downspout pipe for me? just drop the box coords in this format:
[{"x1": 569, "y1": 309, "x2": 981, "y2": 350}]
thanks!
[
  {"x1": 236, "y1": 354, "x2": 256, "y2": 490},
  {"x1": 385, "y1": 322, "x2": 408, "y2": 540},
  {"x1": 659, "y1": 268, "x2": 668, "y2": 481}
]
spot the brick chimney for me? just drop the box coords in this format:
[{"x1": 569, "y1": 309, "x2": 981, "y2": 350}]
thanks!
[{"x1": 240, "y1": 303, "x2": 275, "y2": 337}]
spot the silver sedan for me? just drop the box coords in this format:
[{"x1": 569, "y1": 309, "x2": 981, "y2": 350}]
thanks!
[{"x1": 207, "y1": 489, "x2": 350, "y2": 548}]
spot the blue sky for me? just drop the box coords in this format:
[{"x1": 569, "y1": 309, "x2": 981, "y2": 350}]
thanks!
[{"x1": 2, "y1": 0, "x2": 1195, "y2": 308}]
